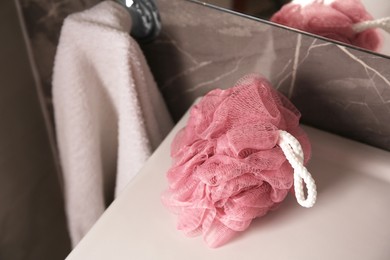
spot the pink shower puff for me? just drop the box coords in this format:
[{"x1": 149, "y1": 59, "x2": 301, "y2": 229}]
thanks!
[
  {"x1": 162, "y1": 75, "x2": 311, "y2": 248},
  {"x1": 270, "y1": 0, "x2": 382, "y2": 51}
]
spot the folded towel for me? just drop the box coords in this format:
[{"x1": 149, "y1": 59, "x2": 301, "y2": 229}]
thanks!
[{"x1": 52, "y1": 1, "x2": 173, "y2": 246}]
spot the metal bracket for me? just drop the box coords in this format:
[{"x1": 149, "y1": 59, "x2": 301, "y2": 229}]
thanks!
[{"x1": 117, "y1": 0, "x2": 161, "y2": 42}]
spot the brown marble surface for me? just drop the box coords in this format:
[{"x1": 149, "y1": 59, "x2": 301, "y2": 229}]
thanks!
[
  {"x1": 1, "y1": 1, "x2": 70, "y2": 259},
  {"x1": 142, "y1": 0, "x2": 390, "y2": 151},
  {"x1": 20, "y1": 0, "x2": 101, "y2": 118},
  {"x1": 19, "y1": 0, "x2": 390, "y2": 152}
]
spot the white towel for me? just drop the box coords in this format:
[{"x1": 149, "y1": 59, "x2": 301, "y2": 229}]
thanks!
[{"x1": 52, "y1": 1, "x2": 173, "y2": 246}]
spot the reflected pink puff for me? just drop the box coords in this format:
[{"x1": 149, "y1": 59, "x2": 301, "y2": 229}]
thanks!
[
  {"x1": 271, "y1": 0, "x2": 381, "y2": 51},
  {"x1": 162, "y1": 75, "x2": 311, "y2": 248}
]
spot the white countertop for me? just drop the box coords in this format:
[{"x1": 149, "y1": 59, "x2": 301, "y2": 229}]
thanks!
[{"x1": 67, "y1": 108, "x2": 390, "y2": 260}]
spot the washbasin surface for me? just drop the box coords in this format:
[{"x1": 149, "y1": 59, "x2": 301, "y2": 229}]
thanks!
[{"x1": 67, "y1": 107, "x2": 390, "y2": 260}]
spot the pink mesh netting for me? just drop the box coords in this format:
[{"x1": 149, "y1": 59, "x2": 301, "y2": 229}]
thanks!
[
  {"x1": 270, "y1": 0, "x2": 382, "y2": 51},
  {"x1": 162, "y1": 75, "x2": 311, "y2": 248}
]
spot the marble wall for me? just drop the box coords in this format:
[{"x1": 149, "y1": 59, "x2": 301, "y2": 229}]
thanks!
[
  {"x1": 20, "y1": 0, "x2": 390, "y2": 151},
  {"x1": 142, "y1": 0, "x2": 390, "y2": 151},
  {"x1": 1, "y1": 1, "x2": 70, "y2": 259},
  {"x1": 20, "y1": 0, "x2": 101, "y2": 119}
]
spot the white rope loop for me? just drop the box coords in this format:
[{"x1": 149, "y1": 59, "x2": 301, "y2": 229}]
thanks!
[
  {"x1": 278, "y1": 130, "x2": 317, "y2": 208},
  {"x1": 352, "y1": 17, "x2": 390, "y2": 34}
]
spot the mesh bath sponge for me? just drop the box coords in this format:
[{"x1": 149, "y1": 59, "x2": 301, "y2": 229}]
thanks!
[
  {"x1": 271, "y1": 0, "x2": 382, "y2": 52},
  {"x1": 162, "y1": 75, "x2": 316, "y2": 248}
]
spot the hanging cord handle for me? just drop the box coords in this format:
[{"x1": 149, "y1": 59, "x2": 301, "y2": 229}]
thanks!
[
  {"x1": 352, "y1": 17, "x2": 390, "y2": 34},
  {"x1": 278, "y1": 130, "x2": 317, "y2": 208}
]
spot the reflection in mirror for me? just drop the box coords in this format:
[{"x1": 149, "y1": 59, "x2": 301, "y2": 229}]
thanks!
[{"x1": 202, "y1": 0, "x2": 390, "y2": 57}]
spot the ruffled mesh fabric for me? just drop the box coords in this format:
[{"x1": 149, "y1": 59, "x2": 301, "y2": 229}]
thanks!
[
  {"x1": 271, "y1": 0, "x2": 381, "y2": 52},
  {"x1": 162, "y1": 75, "x2": 311, "y2": 248}
]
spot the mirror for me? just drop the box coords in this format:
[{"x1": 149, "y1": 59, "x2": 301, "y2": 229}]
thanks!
[{"x1": 200, "y1": 0, "x2": 390, "y2": 57}]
